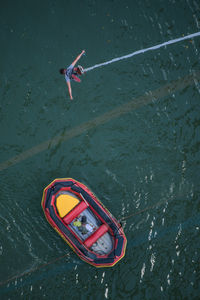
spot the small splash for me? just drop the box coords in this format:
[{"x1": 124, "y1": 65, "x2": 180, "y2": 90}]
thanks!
[
  {"x1": 101, "y1": 271, "x2": 105, "y2": 284},
  {"x1": 150, "y1": 253, "x2": 156, "y2": 272},
  {"x1": 105, "y1": 284, "x2": 109, "y2": 299},
  {"x1": 140, "y1": 263, "x2": 146, "y2": 282}
]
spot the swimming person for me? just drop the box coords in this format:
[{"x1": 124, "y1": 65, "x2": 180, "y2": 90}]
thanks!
[{"x1": 60, "y1": 50, "x2": 85, "y2": 100}]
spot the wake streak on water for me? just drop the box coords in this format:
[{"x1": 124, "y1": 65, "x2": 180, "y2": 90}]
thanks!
[
  {"x1": 0, "y1": 72, "x2": 199, "y2": 172},
  {"x1": 84, "y1": 31, "x2": 200, "y2": 72}
]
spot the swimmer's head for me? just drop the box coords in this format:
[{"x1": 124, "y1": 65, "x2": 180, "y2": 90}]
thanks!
[{"x1": 59, "y1": 68, "x2": 66, "y2": 75}]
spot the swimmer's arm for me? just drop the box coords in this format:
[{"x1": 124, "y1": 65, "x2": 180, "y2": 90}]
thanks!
[
  {"x1": 67, "y1": 81, "x2": 73, "y2": 100},
  {"x1": 71, "y1": 50, "x2": 85, "y2": 67}
]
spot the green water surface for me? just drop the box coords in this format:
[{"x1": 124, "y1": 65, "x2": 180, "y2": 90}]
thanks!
[{"x1": 0, "y1": 0, "x2": 200, "y2": 299}]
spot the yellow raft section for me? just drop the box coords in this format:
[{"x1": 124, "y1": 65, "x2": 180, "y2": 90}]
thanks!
[{"x1": 56, "y1": 194, "x2": 80, "y2": 218}]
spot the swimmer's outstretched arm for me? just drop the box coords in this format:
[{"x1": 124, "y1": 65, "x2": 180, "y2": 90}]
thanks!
[
  {"x1": 67, "y1": 81, "x2": 73, "y2": 100},
  {"x1": 71, "y1": 50, "x2": 85, "y2": 67}
]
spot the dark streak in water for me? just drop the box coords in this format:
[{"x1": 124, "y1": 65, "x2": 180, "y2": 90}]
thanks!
[{"x1": 0, "y1": 71, "x2": 199, "y2": 172}]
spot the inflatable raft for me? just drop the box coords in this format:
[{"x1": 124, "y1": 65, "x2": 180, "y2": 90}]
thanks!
[{"x1": 41, "y1": 178, "x2": 127, "y2": 267}]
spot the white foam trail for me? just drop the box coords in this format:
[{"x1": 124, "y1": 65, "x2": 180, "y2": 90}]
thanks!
[{"x1": 84, "y1": 31, "x2": 200, "y2": 72}]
